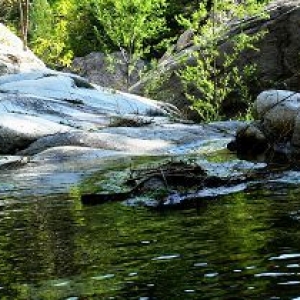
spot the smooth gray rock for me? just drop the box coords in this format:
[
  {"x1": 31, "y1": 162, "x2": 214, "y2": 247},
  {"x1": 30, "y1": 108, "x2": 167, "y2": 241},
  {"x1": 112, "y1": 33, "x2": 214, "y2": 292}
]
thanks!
[
  {"x1": 0, "y1": 71, "x2": 175, "y2": 117},
  {"x1": 0, "y1": 25, "x2": 241, "y2": 165},
  {"x1": 0, "y1": 70, "x2": 180, "y2": 154},
  {"x1": 66, "y1": 51, "x2": 146, "y2": 91},
  {"x1": 0, "y1": 23, "x2": 46, "y2": 75},
  {"x1": 228, "y1": 89, "x2": 300, "y2": 157},
  {"x1": 254, "y1": 90, "x2": 300, "y2": 139},
  {"x1": 31, "y1": 146, "x2": 121, "y2": 162},
  {"x1": 18, "y1": 130, "x2": 171, "y2": 156},
  {"x1": 0, "y1": 113, "x2": 69, "y2": 154},
  {"x1": 19, "y1": 121, "x2": 241, "y2": 157}
]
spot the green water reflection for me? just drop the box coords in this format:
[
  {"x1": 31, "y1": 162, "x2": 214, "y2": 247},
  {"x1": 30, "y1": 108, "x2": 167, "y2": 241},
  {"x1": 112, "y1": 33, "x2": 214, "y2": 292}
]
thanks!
[{"x1": 1, "y1": 176, "x2": 300, "y2": 298}]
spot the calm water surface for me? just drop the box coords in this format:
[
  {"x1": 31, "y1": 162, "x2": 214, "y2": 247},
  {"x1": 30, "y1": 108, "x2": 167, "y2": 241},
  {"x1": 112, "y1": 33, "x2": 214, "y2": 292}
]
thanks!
[{"x1": 1, "y1": 158, "x2": 300, "y2": 299}]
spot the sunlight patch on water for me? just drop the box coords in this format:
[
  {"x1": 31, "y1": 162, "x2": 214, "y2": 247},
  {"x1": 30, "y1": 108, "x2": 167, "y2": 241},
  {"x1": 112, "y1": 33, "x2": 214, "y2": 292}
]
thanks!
[
  {"x1": 269, "y1": 254, "x2": 300, "y2": 260},
  {"x1": 52, "y1": 281, "x2": 70, "y2": 287},
  {"x1": 194, "y1": 262, "x2": 208, "y2": 267},
  {"x1": 255, "y1": 272, "x2": 296, "y2": 278},
  {"x1": 270, "y1": 171, "x2": 300, "y2": 184},
  {"x1": 288, "y1": 264, "x2": 300, "y2": 268},
  {"x1": 184, "y1": 289, "x2": 196, "y2": 293},
  {"x1": 204, "y1": 272, "x2": 219, "y2": 278},
  {"x1": 278, "y1": 281, "x2": 300, "y2": 285},
  {"x1": 152, "y1": 254, "x2": 180, "y2": 261},
  {"x1": 91, "y1": 274, "x2": 115, "y2": 280}
]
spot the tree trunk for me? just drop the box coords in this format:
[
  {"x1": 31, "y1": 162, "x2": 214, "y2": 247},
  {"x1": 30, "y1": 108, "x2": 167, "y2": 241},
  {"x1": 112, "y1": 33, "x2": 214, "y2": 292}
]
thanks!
[{"x1": 19, "y1": 0, "x2": 29, "y2": 50}]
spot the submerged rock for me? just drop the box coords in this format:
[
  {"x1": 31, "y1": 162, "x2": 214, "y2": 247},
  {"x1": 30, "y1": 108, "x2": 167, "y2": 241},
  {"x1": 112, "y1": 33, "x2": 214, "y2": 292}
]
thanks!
[{"x1": 80, "y1": 158, "x2": 268, "y2": 208}]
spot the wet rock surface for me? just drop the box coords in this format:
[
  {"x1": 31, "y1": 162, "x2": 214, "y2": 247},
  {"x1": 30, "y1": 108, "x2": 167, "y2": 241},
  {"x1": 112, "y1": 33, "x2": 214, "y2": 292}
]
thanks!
[{"x1": 80, "y1": 157, "x2": 294, "y2": 209}]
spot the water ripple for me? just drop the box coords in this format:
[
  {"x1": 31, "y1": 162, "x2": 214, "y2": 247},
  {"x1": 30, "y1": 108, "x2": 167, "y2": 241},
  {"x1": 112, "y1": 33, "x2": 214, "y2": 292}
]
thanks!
[{"x1": 269, "y1": 254, "x2": 300, "y2": 261}]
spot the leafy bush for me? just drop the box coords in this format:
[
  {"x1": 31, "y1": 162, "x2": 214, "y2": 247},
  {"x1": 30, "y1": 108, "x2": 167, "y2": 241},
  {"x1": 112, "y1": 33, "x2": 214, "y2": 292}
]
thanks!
[
  {"x1": 91, "y1": 0, "x2": 168, "y2": 88},
  {"x1": 178, "y1": 0, "x2": 269, "y2": 122}
]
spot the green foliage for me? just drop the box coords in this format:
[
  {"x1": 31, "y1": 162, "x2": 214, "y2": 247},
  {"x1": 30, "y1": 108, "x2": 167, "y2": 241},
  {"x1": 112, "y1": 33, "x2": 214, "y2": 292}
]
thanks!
[
  {"x1": 93, "y1": 0, "x2": 167, "y2": 51},
  {"x1": 91, "y1": 0, "x2": 168, "y2": 88},
  {"x1": 178, "y1": 0, "x2": 268, "y2": 122},
  {"x1": 30, "y1": 0, "x2": 53, "y2": 39},
  {"x1": 29, "y1": 0, "x2": 76, "y2": 67},
  {"x1": 0, "y1": 0, "x2": 19, "y2": 26}
]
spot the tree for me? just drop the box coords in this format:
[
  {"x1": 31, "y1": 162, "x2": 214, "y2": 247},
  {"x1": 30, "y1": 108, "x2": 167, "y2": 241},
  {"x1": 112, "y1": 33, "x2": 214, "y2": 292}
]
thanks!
[
  {"x1": 30, "y1": 0, "x2": 53, "y2": 40},
  {"x1": 29, "y1": 0, "x2": 75, "y2": 67},
  {"x1": 0, "y1": 0, "x2": 18, "y2": 23},
  {"x1": 19, "y1": 0, "x2": 30, "y2": 49},
  {"x1": 178, "y1": 0, "x2": 268, "y2": 121},
  {"x1": 92, "y1": 0, "x2": 168, "y2": 89}
]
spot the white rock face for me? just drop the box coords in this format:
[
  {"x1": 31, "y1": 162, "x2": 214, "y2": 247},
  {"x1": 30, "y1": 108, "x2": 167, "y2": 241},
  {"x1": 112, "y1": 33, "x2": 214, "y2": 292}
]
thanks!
[
  {"x1": 18, "y1": 130, "x2": 171, "y2": 156},
  {"x1": 0, "y1": 71, "x2": 175, "y2": 117},
  {"x1": 0, "y1": 69, "x2": 239, "y2": 157},
  {"x1": 0, "y1": 113, "x2": 70, "y2": 153},
  {"x1": 0, "y1": 71, "x2": 189, "y2": 155},
  {"x1": 31, "y1": 146, "x2": 121, "y2": 162},
  {"x1": 0, "y1": 23, "x2": 46, "y2": 75}
]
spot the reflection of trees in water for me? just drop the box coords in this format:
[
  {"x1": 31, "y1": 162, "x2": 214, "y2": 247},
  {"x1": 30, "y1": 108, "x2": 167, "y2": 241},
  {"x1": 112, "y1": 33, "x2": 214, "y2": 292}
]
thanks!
[
  {"x1": 0, "y1": 184, "x2": 299, "y2": 299},
  {"x1": 111, "y1": 193, "x2": 274, "y2": 299},
  {"x1": 0, "y1": 194, "x2": 81, "y2": 297}
]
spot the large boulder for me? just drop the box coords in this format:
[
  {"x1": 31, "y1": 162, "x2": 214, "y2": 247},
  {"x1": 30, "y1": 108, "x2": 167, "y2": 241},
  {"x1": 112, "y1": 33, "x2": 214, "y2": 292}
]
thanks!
[
  {"x1": 0, "y1": 69, "x2": 239, "y2": 158},
  {"x1": 0, "y1": 69, "x2": 240, "y2": 158},
  {"x1": 0, "y1": 71, "x2": 179, "y2": 154},
  {"x1": 0, "y1": 71, "x2": 176, "y2": 116},
  {"x1": 0, "y1": 113, "x2": 70, "y2": 154},
  {"x1": 228, "y1": 89, "x2": 300, "y2": 158},
  {"x1": 66, "y1": 51, "x2": 146, "y2": 91},
  {"x1": 0, "y1": 23, "x2": 46, "y2": 75},
  {"x1": 253, "y1": 90, "x2": 300, "y2": 140},
  {"x1": 130, "y1": 0, "x2": 300, "y2": 120}
]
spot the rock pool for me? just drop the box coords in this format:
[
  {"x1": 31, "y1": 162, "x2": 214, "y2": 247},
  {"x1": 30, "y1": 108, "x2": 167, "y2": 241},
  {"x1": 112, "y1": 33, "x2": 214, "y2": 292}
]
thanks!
[{"x1": 1, "y1": 152, "x2": 300, "y2": 299}]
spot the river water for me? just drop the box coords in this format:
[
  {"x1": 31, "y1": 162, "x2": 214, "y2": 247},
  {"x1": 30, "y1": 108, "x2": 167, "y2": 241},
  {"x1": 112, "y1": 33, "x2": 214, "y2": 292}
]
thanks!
[{"x1": 1, "y1": 155, "x2": 300, "y2": 299}]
